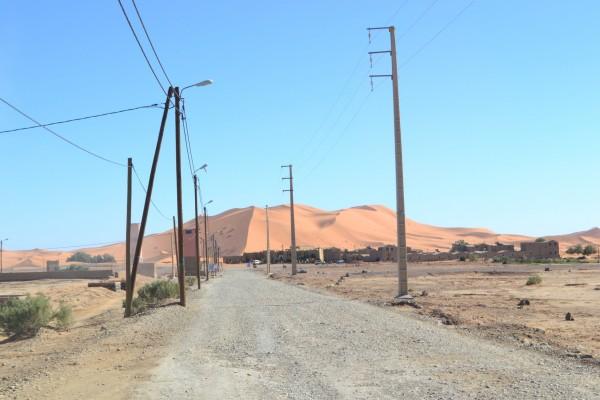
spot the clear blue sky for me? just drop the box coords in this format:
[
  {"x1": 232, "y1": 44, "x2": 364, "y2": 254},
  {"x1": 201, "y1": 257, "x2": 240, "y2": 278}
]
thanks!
[{"x1": 1, "y1": 1, "x2": 599, "y2": 250}]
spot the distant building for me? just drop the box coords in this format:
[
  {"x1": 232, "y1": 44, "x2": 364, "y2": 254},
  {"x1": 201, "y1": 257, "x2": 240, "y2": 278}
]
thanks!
[
  {"x1": 491, "y1": 243, "x2": 514, "y2": 252},
  {"x1": 46, "y1": 260, "x2": 59, "y2": 272},
  {"x1": 378, "y1": 245, "x2": 397, "y2": 262},
  {"x1": 520, "y1": 240, "x2": 559, "y2": 259}
]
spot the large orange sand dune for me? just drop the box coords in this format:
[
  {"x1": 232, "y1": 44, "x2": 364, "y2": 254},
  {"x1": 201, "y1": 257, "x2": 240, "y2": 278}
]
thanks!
[{"x1": 3, "y1": 204, "x2": 599, "y2": 269}]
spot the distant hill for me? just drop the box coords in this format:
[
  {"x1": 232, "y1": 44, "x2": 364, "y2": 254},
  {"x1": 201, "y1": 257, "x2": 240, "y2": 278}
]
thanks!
[{"x1": 3, "y1": 204, "x2": 599, "y2": 269}]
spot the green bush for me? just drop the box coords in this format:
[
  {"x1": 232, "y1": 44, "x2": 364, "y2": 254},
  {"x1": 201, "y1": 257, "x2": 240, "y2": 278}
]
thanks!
[
  {"x1": 64, "y1": 264, "x2": 89, "y2": 271},
  {"x1": 53, "y1": 302, "x2": 73, "y2": 330},
  {"x1": 526, "y1": 275, "x2": 542, "y2": 286},
  {"x1": 0, "y1": 295, "x2": 54, "y2": 338},
  {"x1": 137, "y1": 280, "x2": 179, "y2": 303},
  {"x1": 66, "y1": 251, "x2": 115, "y2": 263}
]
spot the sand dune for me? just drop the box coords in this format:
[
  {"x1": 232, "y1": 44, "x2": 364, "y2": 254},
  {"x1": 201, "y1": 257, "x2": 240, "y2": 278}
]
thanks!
[{"x1": 3, "y1": 204, "x2": 599, "y2": 269}]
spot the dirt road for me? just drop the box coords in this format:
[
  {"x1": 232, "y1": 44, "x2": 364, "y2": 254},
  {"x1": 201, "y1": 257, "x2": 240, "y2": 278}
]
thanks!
[{"x1": 132, "y1": 268, "x2": 600, "y2": 399}]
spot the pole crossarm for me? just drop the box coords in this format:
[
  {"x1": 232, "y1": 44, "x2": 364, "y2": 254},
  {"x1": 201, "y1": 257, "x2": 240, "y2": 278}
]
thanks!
[
  {"x1": 367, "y1": 26, "x2": 392, "y2": 31},
  {"x1": 368, "y1": 50, "x2": 392, "y2": 55}
]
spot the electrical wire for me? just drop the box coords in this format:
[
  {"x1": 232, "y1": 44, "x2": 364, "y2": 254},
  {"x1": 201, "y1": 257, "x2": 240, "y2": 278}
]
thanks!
[
  {"x1": 41, "y1": 240, "x2": 122, "y2": 250},
  {"x1": 297, "y1": 77, "x2": 370, "y2": 169},
  {"x1": 181, "y1": 99, "x2": 197, "y2": 177},
  {"x1": 0, "y1": 97, "x2": 126, "y2": 167},
  {"x1": 132, "y1": 165, "x2": 171, "y2": 221},
  {"x1": 293, "y1": 52, "x2": 369, "y2": 164},
  {"x1": 396, "y1": 0, "x2": 441, "y2": 40},
  {"x1": 399, "y1": 0, "x2": 476, "y2": 69},
  {"x1": 117, "y1": 0, "x2": 169, "y2": 97},
  {"x1": 0, "y1": 102, "x2": 162, "y2": 134},
  {"x1": 130, "y1": 0, "x2": 173, "y2": 87},
  {"x1": 302, "y1": 80, "x2": 383, "y2": 180}
]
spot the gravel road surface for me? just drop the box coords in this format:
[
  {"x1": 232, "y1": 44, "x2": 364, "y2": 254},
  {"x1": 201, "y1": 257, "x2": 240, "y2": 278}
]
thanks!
[{"x1": 133, "y1": 268, "x2": 600, "y2": 399}]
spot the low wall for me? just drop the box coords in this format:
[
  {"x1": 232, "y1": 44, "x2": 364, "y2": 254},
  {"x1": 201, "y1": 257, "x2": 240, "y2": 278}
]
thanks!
[{"x1": 0, "y1": 270, "x2": 113, "y2": 282}]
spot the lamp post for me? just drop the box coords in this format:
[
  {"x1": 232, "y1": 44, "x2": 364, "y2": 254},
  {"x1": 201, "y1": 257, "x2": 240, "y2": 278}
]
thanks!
[
  {"x1": 204, "y1": 200, "x2": 213, "y2": 281},
  {"x1": 0, "y1": 238, "x2": 7, "y2": 273}
]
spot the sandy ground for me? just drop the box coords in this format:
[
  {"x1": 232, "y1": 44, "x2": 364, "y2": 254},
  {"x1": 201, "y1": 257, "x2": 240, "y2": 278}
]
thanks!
[
  {"x1": 1, "y1": 267, "x2": 600, "y2": 399},
  {"x1": 0, "y1": 277, "x2": 200, "y2": 400},
  {"x1": 133, "y1": 269, "x2": 600, "y2": 399},
  {"x1": 261, "y1": 262, "x2": 600, "y2": 361}
]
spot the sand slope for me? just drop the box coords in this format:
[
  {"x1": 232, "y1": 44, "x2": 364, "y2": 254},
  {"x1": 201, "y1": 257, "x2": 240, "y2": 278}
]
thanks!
[{"x1": 3, "y1": 204, "x2": 599, "y2": 268}]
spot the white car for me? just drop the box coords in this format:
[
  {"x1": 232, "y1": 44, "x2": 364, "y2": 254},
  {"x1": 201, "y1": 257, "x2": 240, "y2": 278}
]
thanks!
[{"x1": 253, "y1": 260, "x2": 262, "y2": 265}]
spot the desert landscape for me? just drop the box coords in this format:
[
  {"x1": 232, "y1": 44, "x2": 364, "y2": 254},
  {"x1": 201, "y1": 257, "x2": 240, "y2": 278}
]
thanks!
[
  {"x1": 262, "y1": 261, "x2": 600, "y2": 361},
  {"x1": 4, "y1": 204, "x2": 600, "y2": 271}
]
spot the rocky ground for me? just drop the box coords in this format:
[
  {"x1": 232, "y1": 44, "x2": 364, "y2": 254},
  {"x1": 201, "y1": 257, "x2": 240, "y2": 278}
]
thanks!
[
  {"x1": 264, "y1": 262, "x2": 600, "y2": 363},
  {"x1": 0, "y1": 283, "x2": 200, "y2": 400},
  {"x1": 2, "y1": 267, "x2": 600, "y2": 399}
]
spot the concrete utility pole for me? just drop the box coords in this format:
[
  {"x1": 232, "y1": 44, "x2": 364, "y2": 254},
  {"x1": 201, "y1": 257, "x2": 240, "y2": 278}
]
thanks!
[
  {"x1": 172, "y1": 216, "x2": 179, "y2": 275},
  {"x1": 368, "y1": 26, "x2": 410, "y2": 299},
  {"x1": 281, "y1": 165, "x2": 297, "y2": 275},
  {"x1": 0, "y1": 238, "x2": 7, "y2": 273},
  {"x1": 125, "y1": 158, "x2": 132, "y2": 303},
  {"x1": 203, "y1": 203, "x2": 211, "y2": 281},
  {"x1": 170, "y1": 227, "x2": 175, "y2": 278},
  {"x1": 193, "y1": 175, "x2": 201, "y2": 289},
  {"x1": 174, "y1": 87, "x2": 186, "y2": 306},
  {"x1": 265, "y1": 205, "x2": 271, "y2": 275}
]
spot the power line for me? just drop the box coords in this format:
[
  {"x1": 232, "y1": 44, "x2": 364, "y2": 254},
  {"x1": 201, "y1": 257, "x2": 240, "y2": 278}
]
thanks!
[
  {"x1": 132, "y1": 165, "x2": 171, "y2": 221},
  {"x1": 130, "y1": 0, "x2": 173, "y2": 87},
  {"x1": 41, "y1": 240, "x2": 122, "y2": 250},
  {"x1": 399, "y1": 0, "x2": 476, "y2": 69},
  {"x1": 0, "y1": 97, "x2": 126, "y2": 167},
  {"x1": 0, "y1": 102, "x2": 162, "y2": 134},
  {"x1": 302, "y1": 81, "x2": 381, "y2": 180},
  {"x1": 297, "y1": 78, "x2": 370, "y2": 169},
  {"x1": 396, "y1": 0, "x2": 441, "y2": 40},
  {"x1": 117, "y1": 0, "x2": 168, "y2": 97},
  {"x1": 181, "y1": 100, "x2": 196, "y2": 177},
  {"x1": 293, "y1": 53, "x2": 369, "y2": 164}
]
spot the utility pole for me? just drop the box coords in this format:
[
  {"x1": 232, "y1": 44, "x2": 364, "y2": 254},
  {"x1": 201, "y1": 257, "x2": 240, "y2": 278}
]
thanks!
[
  {"x1": 174, "y1": 87, "x2": 186, "y2": 306},
  {"x1": 170, "y1": 229, "x2": 175, "y2": 278},
  {"x1": 125, "y1": 86, "x2": 173, "y2": 317},
  {"x1": 0, "y1": 238, "x2": 7, "y2": 273},
  {"x1": 125, "y1": 158, "x2": 132, "y2": 304},
  {"x1": 203, "y1": 206, "x2": 209, "y2": 281},
  {"x1": 281, "y1": 164, "x2": 297, "y2": 275},
  {"x1": 210, "y1": 233, "x2": 217, "y2": 278},
  {"x1": 172, "y1": 216, "x2": 179, "y2": 275},
  {"x1": 368, "y1": 25, "x2": 410, "y2": 299},
  {"x1": 266, "y1": 205, "x2": 271, "y2": 275},
  {"x1": 193, "y1": 175, "x2": 202, "y2": 289}
]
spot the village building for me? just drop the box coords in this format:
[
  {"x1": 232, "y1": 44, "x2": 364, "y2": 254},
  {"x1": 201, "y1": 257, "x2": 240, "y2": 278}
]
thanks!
[{"x1": 520, "y1": 240, "x2": 560, "y2": 259}]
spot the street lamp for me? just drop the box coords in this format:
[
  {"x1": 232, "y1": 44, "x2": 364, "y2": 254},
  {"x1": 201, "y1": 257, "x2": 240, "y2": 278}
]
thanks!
[
  {"x1": 194, "y1": 164, "x2": 208, "y2": 174},
  {"x1": 1, "y1": 238, "x2": 8, "y2": 273},
  {"x1": 182, "y1": 80, "x2": 213, "y2": 93}
]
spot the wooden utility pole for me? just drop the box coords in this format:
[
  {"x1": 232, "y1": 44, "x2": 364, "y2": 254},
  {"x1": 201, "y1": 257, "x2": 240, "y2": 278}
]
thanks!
[
  {"x1": 281, "y1": 164, "x2": 297, "y2": 275},
  {"x1": 265, "y1": 205, "x2": 271, "y2": 275},
  {"x1": 193, "y1": 175, "x2": 202, "y2": 289},
  {"x1": 125, "y1": 158, "x2": 132, "y2": 310},
  {"x1": 368, "y1": 26, "x2": 409, "y2": 298},
  {"x1": 125, "y1": 86, "x2": 173, "y2": 317},
  {"x1": 174, "y1": 87, "x2": 186, "y2": 306},
  {"x1": 203, "y1": 206, "x2": 209, "y2": 281}
]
